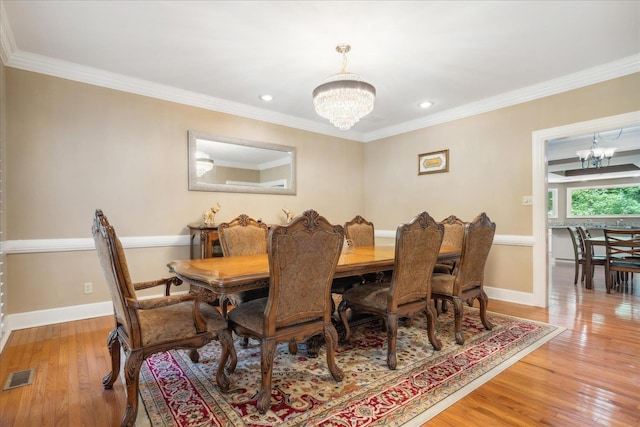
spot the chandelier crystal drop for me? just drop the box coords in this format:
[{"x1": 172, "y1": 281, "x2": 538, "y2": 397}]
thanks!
[{"x1": 312, "y1": 45, "x2": 376, "y2": 130}]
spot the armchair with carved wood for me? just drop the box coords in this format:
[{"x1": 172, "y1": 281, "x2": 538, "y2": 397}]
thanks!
[{"x1": 93, "y1": 210, "x2": 236, "y2": 427}]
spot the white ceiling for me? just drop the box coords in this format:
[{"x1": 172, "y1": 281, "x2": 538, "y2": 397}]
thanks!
[{"x1": 1, "y1": 1, "x2": 639, "y2": 144}]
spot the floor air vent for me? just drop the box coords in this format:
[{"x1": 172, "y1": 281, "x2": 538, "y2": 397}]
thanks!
[{"x1": 3, "y1": 369, "x2": 34, "y2": 390}]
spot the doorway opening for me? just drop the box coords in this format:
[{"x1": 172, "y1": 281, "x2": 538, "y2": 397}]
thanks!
[{"x1": 531, "y1": 111, "x2": 640, "y2": 307}]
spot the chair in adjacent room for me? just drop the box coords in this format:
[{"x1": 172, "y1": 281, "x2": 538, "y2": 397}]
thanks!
[
  {"x1": 337, "y1": 211, "x2": 444, "y2": 370},
  {"x1": 577, "y1": 226, "x2": 607, "y2": 286},
  {"x1": 431, "y1": 212, "x2": 495, "y2": 345},
  {"x1": 225, "y1": 209, "x2": 345, "y2": 414},
  {"x1": 567, "y1": 226, "x2": 588, "y2": 285},
  {"x1": 604, "y1": 228, "x2": 640, "y2": 293},
  {"x1": 93, "y1": 210, "x2": 236, "y2": 427},
  {"x1": 217, "y1": 214, "x2": 270, "y2": 317}
]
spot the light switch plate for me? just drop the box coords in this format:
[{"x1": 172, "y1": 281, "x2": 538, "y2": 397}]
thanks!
[{"x1": 522, "y1": 196, "x2": 533, "y2": 205}]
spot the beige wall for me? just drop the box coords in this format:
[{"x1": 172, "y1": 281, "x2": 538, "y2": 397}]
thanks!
[
  {"x1": 5, "y1": 68, "x2": 364, "y2": 313},
  {"x1": 4, "y1": 66, "x2": 640, "y2": 315},
  {"x1": 364, "y1": 73, "x2": 640, "y2": 293}
]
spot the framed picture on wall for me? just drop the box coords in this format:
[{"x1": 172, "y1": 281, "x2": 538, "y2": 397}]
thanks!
[{"x1": 418, "y1": 149, "x2": 449, "y2": 175}]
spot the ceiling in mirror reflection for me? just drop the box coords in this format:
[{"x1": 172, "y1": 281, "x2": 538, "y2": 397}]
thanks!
[{"x1": 196, "y1": 138, "x2": 292, "y2": 170}]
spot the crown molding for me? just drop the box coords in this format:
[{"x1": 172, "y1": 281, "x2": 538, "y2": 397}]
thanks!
[
  {"x1": 362, "y1": 55, "x2": 640, "y2": 142},
  {"x1": 1, "y1": 8, "x2": 637, "y2": 143}
]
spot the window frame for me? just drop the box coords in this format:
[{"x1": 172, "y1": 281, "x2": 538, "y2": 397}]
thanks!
[
  {"x1": 548, "y1": 188, "x2": 558, "y2": 219},
  {"x1": 566, "y1": 183, "x2": 640, "y2": 218}
]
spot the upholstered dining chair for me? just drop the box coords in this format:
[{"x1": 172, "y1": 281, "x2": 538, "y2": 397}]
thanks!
[
  {"x1": 337, "y1": 211, "x2": 444, "y2": 370},
  {"x1": 217, "y1": 214, "x2": 270, "y2": 316},
  {"x1": 603, "y1": 228, "x2": 640, "y2": 293},
  {"x1": 225, "y1": 209, "x2": 345, "y2": 414},
  {"x1": 344, "y1": 214, "x2": 375, "y2": 246},
  {"x1": 332, "y1": 215, "x2": 380, "y2": 306},
  {"x1": 93, "y1": 210, "x2": 236, "y2": 427},
  {"x1": 433, "y1": 215, "x2": 465, "y2": 274},
  {"x1": 431, "y1": 212, "x2": 495, "y2": 345},
  {"x1": 432, "y1": 215, "x2": 465, "y2": 313}
]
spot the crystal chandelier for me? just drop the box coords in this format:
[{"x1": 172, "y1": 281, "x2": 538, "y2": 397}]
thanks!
[
  {"x1": 312, "y1": 44, "x2": 376, "y2": 130},
  {"x1": 195, "y1": 151, "x2": 214, "y2": 177},
  {"x1": 576, "y1": 132, "x2": 618, "y2": 169}
]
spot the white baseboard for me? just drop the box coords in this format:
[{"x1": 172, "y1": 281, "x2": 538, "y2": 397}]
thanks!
[
  {"x1": 484, "y1": 286, "x2": 535, "y2": 307},
  {"x1": 0, "y1": 286, "x2": 534, "y2": 353}
]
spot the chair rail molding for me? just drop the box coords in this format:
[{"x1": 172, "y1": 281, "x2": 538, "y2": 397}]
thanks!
[
  {"x1": 3, "y1": 235, "x2": 191, "y2": 254},
  {"x1": 3, "y1": 232, "x2": 531, "y2": 254}
]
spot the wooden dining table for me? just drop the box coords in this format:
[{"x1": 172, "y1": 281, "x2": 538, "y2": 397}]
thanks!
[{"x1": 168, "y1": 244, "x2": 460, "y2": 298}]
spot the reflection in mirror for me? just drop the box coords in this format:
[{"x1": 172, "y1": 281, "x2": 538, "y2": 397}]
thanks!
[{"x1": 188, "y1": 131, "x2": 296, "y2": 195}]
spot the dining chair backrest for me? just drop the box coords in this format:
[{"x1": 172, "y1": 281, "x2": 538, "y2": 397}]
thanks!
[
  {"x1": 454, "y1": 213, "x2": 496, "y2": 294},
  {"x1": 439, "y1": 215, "x2": 465, "y2": 251},
  {"x1": 604, "y1": 228, "x2": 640, "y2": 261},
  {"x1": 344, "y1": 215, "x2": 375, "y2": 246},
  {"x1": 567, "y1": 226, "x2": 586, "y2": 262},
  {"x1": 218, "y1": 214, "x2": 268, "y2": 256},
  {"x1": 266, "y1": 209, "x2": 344, "y2": 330},
  {"x1": 390, "y1": 212, "x2": 444, "y2": 307},
  {"x1": 93, "y1": 209, "x2": 136, "y2": 340}
]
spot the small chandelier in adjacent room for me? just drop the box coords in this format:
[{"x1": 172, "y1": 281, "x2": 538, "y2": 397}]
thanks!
[
  {"x1": 576, "y1": 131, "x2": 619, "y2": 169},
  {"x1": 312, "y1": 44, "x2": 376, "y2": 130},
  {"x1": 195, "y1": 151, "x2": 214, "y2": 177}
]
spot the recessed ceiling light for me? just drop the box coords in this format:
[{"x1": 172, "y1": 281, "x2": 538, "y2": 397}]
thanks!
[
  {"x1": 259, "y1": 94, "x2": 273, "y2": 102},
  {"x1": 419, "y1": 101, "x2": 433, "y2": 109}
]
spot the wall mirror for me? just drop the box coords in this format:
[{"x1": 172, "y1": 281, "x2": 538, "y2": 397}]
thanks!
[{"x1": 188, "y1": 130, "x2": 296, "y2": 195}]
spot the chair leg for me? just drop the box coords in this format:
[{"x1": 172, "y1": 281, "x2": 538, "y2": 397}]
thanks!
[
  {"x1": 386, "y1": 312, "x2": 398, "y2": 370},
  {"x1": 323, "y1": 323, "x2": 344, "y2": 381},
  {"x1": 102, "y1": 329, "x2": 120, "y2": 389},
  {"x1": 573, "y1": 262, "x2": 579, "y2": 285},
  {"x1": 257, "y1": 338, "x2": 276, "y2": 414},
  {"x1": 477, "y1": 290, "x2": 494, "y2": 331},
  {"x1": 288, "y1": 340, "x2": 298, "y2": 355},
  {"x1": 452, "y1": 297, "x2": 465, "y2": 345},
  {"x1": 424, "y1": 303, "x2": 442, "y2": 351},
  {"x1": 122, "y1": 349, "x2": 144, "y2": 427},
  {"x1": 216, "y1": 329, "x2": 235, "y2": 391},
  {"x1": 337, "y1": 299, "x2": 352, "y2": 343}
]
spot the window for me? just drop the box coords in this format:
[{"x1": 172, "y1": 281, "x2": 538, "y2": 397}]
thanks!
[
  {"x1": 548, "y1": 188, "x2": 558, "y2": 218},
  {"x1": 567, "y1": 183, "x2": 640, "y2": 218}
]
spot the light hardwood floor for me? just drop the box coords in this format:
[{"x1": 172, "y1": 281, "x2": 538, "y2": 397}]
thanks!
[{"x1": 0, "y1": 262, "x2": 638, "y2": 426}]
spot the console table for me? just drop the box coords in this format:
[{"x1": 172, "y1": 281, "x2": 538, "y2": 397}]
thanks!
[{"x1": 187, "y1": 222, "x2": 222, "y2": 259}]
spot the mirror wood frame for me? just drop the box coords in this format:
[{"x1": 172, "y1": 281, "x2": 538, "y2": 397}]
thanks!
[{"x1": 188, "y1": 130, "x2": 297, "y2": 195}]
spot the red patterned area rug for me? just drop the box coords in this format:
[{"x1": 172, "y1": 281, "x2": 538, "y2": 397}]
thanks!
[{"x1": 136, "y1": 308, "x2": 563, "y2": 427}]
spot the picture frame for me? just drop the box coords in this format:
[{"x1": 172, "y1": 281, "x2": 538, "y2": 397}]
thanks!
[{"x1": 418, "y1": 149, "x2": 449, "y2": 175}]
